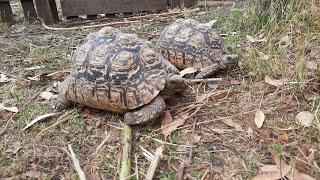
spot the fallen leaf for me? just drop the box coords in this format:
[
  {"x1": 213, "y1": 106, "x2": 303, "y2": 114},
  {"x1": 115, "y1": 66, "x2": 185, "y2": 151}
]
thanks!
[
  {"x1": 296, "y1": 111, "x2": 314, "y2": 127},
  {"x1": 27, "y1": 76, "x2": 40, "y2": 81},
  {"x1": 40, "y1": 91, "x2": 57, "y2": 100},
  {"x1": 179, "y1": 67, "x2": 198, "y2": 77},
  {"x1": 161, "y1": 112, "x2": 189, "y2": 140},
  {"x1": 220, "y1": 118, "x2": 237, "y2": 127},
  {"x1": 279, "y1": 132, "x2": 289, "y2": 144},
  {"x1": 264, "y1": 76, "x2": 286, "y2": 87},
  {"x1": 254, "y1": 110, "x2": 265, "y2": 128},
  {"x1": 21, "y1": 113, "x2": 59, "y2": 131},
  {"x1": 0, "y1": 74, "x2": 12, "y2": 83},
  {"x1": 7, "y1": 141, "x2": 22, "y2": 154},
  {"x1": 211, "y1": 128, "x2": 233, "y2": 134},
  {"x1": 0, "y1": 103, "x2": 19, "y2": 113},
  {"x1": 259, "y1": 129, "x2": 270, "y2": 140}
]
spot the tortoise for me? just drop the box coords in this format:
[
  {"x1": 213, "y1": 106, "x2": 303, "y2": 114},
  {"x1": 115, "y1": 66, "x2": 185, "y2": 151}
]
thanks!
[
  {"x1": 54, "y1": 27, "x2": 188, "y2": 125},
  {"x1": 157, "y1": 18, "x2": 240, "y2": 79}
]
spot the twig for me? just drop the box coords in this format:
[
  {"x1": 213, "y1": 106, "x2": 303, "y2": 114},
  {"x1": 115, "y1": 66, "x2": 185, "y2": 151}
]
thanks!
[
  {"x1": 150, "y1": 138, "x2": 191, "y2": 148},
  {"x1": 135, "y1": 154, "x2": 139, "y2": 180},
  {"x1": 188, "y1": 78, "x2": 223, "y2": 83},
  {"x1": 92, "y1": 131, "x2": 110, "y2": 156},
  {"x1": 65, "y1": 144, "x2": 86, "y2": 180},
  {"x1": 195, "y1": 1, "x2": 235, "y2": 8},
  {"x1": 39, "y1": 18, "x2": 141, "y2": 31},
  {"x1": 0, "y1": 87, "x2": 45, "y2": 136},
  {"x1": 146, "y1": 145, "x2": 164, "y2": 180},
  {"x1": 36, "y1": 109, "x2": 78, "y2": 137},
  {"x1": 120, "y1": 124, "x2": 133, "y2": 180},
  {"x1": 188, "y1": 114, "x2": 198, "y2": 164}
]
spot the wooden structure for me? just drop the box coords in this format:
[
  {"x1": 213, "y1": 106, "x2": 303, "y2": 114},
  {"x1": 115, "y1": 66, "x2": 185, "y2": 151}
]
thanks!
[{"x1": 0, "y1": 0, "x2": 195, "y2": 25}]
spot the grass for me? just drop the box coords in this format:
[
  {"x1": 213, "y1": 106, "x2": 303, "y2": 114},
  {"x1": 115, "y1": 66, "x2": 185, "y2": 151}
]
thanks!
[{"x1": 0, "y1": 0, "x2": 319, "y2": 179}]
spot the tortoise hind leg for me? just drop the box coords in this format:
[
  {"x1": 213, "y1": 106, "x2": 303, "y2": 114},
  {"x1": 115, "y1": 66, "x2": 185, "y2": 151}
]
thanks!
[{"x1": 124, "y1": 96, "x2": 166, "y2": 125}]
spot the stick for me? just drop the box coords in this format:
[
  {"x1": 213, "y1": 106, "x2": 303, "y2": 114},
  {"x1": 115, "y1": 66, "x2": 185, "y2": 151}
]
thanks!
[
  {"x1": 146, "y1": 145, "x2": 164, "y2": 180},
  {"x1": 195, "y1": 1, "x2": 235, "y2": 8},
  {"x1": 188, "y1": 78, "x2": 223, "y2": 83},
  {"x1": 120, "y1": 124, "x2": 133, "y2": 180},
  {"x1": 65, "y1": 144, "x2": 86, "y2": 180},
  {"x1": 39, "y1": 18, "x2": 141, "y2": 31}
]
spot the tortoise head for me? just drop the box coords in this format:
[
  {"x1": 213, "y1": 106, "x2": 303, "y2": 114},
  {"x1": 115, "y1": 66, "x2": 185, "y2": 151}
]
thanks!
[{"x1": 221, "y1": 54, "x2": 240, "y2": 67}]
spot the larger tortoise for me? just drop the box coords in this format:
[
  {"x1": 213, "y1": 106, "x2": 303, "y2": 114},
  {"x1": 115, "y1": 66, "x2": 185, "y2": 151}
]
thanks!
[
  {"x1": 55, "y1": 27, "x2": 188, "y2": 125},
  {"x1": 157, "y1": 19, "x2": 240, "y2": 79}
]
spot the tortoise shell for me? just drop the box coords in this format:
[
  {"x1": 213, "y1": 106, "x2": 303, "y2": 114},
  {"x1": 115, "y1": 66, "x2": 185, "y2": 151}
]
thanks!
[
  {"x1": 61, "y1": 27, "x2": 178, "y2": 114},
  {"x1": 157, "y1": 19, "x2": 230, "y2": 70}
]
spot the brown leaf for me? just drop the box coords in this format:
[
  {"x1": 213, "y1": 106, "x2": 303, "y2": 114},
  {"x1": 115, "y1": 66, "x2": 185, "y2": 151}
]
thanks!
[
  {"x1": 296, "y1": 111, "x2": 314, "y2": 127},
  {"x1": 254, "y1": 110, "x2": 265, "y2": 128},
  {"x1": 0, "y1": 103, "x2": 19, "y2": 113},
  {"x1": 260, "y1": 165, "x2": 278, "y2": 172},
  {"x1": 179, "y1": 67, "x2": 198, "y2": 77},
  {"x1": 39, "y1": 91, "x2": 57, "y2": 100},
  {"x1": 161, "y1": 111, "x2": 189, "y2": 140},
  {"x1": 279, "y1": 35, "x2": 292, "y2": 48},
  {"x1": 193, "y1": 134, "x2": 201, "y2": 143},
  {"x1": 22, "y1": 170, "x2": 41, "y2": 178},
  {"x1": 246, "y1": 35, "x2": 256, "y2": 43},
  {"x1": 21, "y1": 113, "x2": 59, "y2": 131},
  {"x1": 259, "y1": 129, "x2": 270, "y2": 140},
  {"x1": 279, "y1": 132, "x2": 289, "y2": 144},
  {"x1": 264, "y1": 76, "x2": 286, "y2": 87}
]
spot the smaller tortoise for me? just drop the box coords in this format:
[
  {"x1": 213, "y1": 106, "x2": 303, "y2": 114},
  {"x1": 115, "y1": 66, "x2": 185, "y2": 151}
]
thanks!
[
  {"x1": 55, "y1": 27, "x2": 188, "y2": 125},
  {"x1": 157, "y1": 19, "x2": 239, "y2": 79}
]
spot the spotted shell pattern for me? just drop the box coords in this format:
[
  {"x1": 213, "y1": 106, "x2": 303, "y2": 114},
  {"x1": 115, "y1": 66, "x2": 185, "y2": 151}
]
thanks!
[
  {"x1": 61, "y1": 27, "x2": 177, "y2": 114},
  {"x1": 157, "y1": 19, "x2": 229, "y2": 70}
]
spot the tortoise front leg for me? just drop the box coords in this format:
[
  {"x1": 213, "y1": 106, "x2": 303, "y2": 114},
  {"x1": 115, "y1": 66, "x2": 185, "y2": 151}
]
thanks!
[
  {"x1": 124, "y1": 96, "x2": 166, "y2": 125},
  {"x1": 195, "y1": 64, "x2": 220, "y2": 79}
]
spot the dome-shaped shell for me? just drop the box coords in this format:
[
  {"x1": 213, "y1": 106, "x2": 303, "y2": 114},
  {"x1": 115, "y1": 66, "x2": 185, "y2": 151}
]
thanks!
[
  {"x1": 64, "y1": 27, "x2": 172, "y2": 113},
  {"x1": 157, "y1": 19, "x2": 229, "y2": 70}
]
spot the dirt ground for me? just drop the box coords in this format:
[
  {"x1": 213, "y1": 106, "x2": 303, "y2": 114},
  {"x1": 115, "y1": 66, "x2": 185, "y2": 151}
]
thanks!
[{"x1": 0, "y1": 0, "x2": 319, "y2": 179}]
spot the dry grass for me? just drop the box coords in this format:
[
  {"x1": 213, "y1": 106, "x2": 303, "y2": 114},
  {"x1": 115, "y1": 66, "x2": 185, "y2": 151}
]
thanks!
[{"x1": 0, "y1": 0, "x2": 319, "y2": 179}]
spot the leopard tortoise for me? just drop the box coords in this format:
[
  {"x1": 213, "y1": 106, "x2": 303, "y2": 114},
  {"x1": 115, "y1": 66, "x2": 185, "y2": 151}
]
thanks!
[
  {"x1": 157, "y1": 18, "x2": 240, "y2": 79},
  {"x1": 55, "y1": 27, "x2": 188, "y2": 125}
]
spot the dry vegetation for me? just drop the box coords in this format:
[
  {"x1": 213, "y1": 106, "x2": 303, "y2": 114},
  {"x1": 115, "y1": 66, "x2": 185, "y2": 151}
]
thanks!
[{"x1": 0, "y1": 0, "x2": 319, "y2": 179}]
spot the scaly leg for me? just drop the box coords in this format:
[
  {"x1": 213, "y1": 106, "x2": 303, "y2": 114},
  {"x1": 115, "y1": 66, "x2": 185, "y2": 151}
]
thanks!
[
  {"x1": 124, "y1": 96, "x2": 166, "y2": 125},
  {"x1": 195, "y1": 64, "x2": 220, "y2": 79}
]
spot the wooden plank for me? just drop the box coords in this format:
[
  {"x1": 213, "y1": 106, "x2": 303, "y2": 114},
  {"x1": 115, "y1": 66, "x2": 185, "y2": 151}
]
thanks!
[
  {"x1": 61, "y1": 0, "x2": 168, "y2": 17},
  {"x1": 20, "y1": 0, "x2": 37, "y2": 20},
  {"x1": 0, "y1": 1, "x2": 13, "y2": 23},
  {"x1": 34, "y1": 0, "x2": 59, "y2": 25}
]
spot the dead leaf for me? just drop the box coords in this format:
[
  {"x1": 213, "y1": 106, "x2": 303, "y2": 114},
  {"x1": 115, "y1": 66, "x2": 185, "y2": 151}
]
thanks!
[
  {"x1": 279, "y1": 132, "x2": 289, "y2": 144},
  {"x1": 7, "y1": 141, "x2": 22, "y2": 154},
  {"x1": 40, "y1": 91, "x2": 57, "y2": 100},
  {"x1": 296, "y1": 111, "x2": 314, "y2": 127},
  {"x1": 161, "y1": 112, "x2": 189, "y2": 140},
  {"x1": 27, "y1": 76, "x2": 40, "y2": 81},
  {"x1": 259, "y1": 129, "x2": 270, "y2": 140},
  {"x1": 179, "y1": 67, "x2": 198, "y2": 77},
  {"x1": 264, "y1": 76, "x2": 286, "y2": 87},
  {"x1": 220, "y1": 118, "x2": 237, "y2": 127},
  {"x1": 21, "y1": 112, "x2": 59, "y2": 131},
  {"x1": 254, "y1": 110, "x2": 265, "y2": 128},
  {"x1": 0, "y1": 74, "x2": 12, "y2": 83},
  {"x1": 307, "y1": 61, "x2": 318, "y2": 70},
  {"x1": 211, "y1": 128, "x2": 233, "y2": 134},
  {"x1": 0, "y1": 103, "x2": 19, "y2": 113}
]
